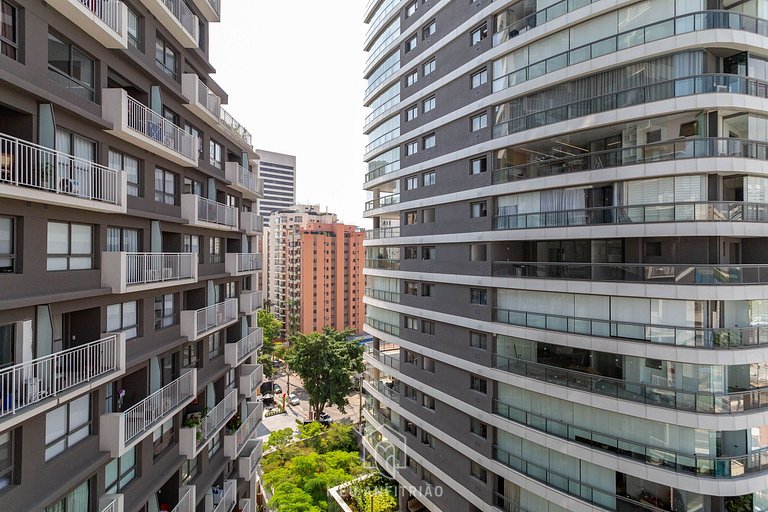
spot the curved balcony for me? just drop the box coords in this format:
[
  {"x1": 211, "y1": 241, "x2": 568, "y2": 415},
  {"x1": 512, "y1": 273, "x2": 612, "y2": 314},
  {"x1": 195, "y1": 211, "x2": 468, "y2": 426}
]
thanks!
[
  {"x1": 364, "y1": 288, "x2": 400, "y2": 303},
  {"x1": 364, "y1": 258, "x2": 399, "y2": 270},
  {"x1": 225, "y1": 328, "x2": 263, "y2": 368},
  {"x1": 365, "y1": 193, "x2": 400, "y2": 211},
  {"x1": 493, "y1": 11, "x2": 768, "y2": 96},
  {"x1": 493, "y1": 307, "x2": 768, "y2": 349},
  {"x1": 491, "y1": 261, "x2": 768, "y2": 286},
  {"x1": 494, "y1": 354, "x2": 768, "y2": 415},
  {"x1": 494, "y1": 201, "x2": 768, "y2": 231},
  {"x1": 101, "y1": 252, "x2": 198, "y2": 293},
  {"x1": 364, "y1": 317, "x2": 400, "y2": 337},
  {"x1": 494, "y1": 74, "x2": 768, "y2": 139},
  {"x1": 492, "y1": 397, "x2": 768, "y2": 479},
  {"x1": 181, "y1": 194, "x2": 239, "y2": 231},
  {"x1": 493, "y1": 137, "x2": 768, "y2": 185},
  {"x1": 364, "y1": 346, "x2": 400, "y2": 371},
  {"x1": 180, "y1": 298, "x2": 239, "y2": 341},
  {"x1": 47, "y1": 0, "x2": 127, "y2": 48},
  {"x1": 223, "y1": 401, "x2": 263, "y2": 458},
  {"x1": 138, "y1": 0, "x2": 199, "y2": 48},
  {"x1": 492, "y1": 0, "x2": 599, "y2": 47},
  {"x1": 366, "y1": 227, "x2": 400, "y2": 240},
  {"x1": 178, "y1": 388, "x2": 237, "y2": 458},
  {"x1": 365, "y1": 161, "x2": 399, "y2": 184}
]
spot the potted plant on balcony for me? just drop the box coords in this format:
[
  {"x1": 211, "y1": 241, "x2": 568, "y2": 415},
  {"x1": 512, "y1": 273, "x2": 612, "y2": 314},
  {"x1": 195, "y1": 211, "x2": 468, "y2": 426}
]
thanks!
[
  {"x1": 184, "y1": 407, "x2": 207, "y2": 442},
  {"x1": 225, "y1": 413, "x2": 241, "y2": 435},
  {"x1": 38, "y1": 161, "x2": 56, "y2": 189}
]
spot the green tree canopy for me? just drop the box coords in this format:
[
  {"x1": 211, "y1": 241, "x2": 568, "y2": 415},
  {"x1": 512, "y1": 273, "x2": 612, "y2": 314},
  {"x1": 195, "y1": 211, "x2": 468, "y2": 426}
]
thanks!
[
  {"x1": 286, "y1": 327, "x2": 365, "y2": 419},
  {"x1": 258, "y1": 309, "x2": 283, "y2": 350},
  {"x1": 258, "y1": 353, "x2": 275, "y2": 380}
]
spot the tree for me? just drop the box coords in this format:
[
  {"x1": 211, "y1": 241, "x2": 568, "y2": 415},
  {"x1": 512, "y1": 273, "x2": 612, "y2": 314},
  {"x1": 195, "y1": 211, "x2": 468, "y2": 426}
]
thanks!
[
  {"x1": 258, "y1": 353, "x2": 275, "y2": 380},
  {"x1": 265, "y1": 427, "x2": 294, "y2": 450},
  {"x1": 258, "y1": 309, "x2": 283, "y2": 352},
  {"x1": 286, "y1": 327, "x2": 365, "y2": 420}
]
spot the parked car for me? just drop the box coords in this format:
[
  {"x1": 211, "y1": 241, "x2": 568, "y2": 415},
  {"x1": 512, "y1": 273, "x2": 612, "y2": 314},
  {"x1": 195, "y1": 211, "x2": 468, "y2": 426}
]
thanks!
[
  {"x1": 273, "y1": 383, "x2": 283, "y2": 395},
  {"x1": 288, "y1": 393, "x2": 300, "y2": 406},
  {"x1": 318, "y1": 412, "x2": 332, "y2": 427}
]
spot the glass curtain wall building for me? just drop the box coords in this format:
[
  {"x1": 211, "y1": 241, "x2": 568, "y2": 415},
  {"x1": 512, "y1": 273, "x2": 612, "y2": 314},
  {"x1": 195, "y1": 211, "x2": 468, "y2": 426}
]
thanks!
[{"x1": 363, "y1": 0, "x2": 768, "y2": 510}]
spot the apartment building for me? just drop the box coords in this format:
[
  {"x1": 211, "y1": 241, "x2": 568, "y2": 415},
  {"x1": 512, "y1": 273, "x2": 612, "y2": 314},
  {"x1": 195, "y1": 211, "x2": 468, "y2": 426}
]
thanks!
[
  {"x1": 362, "y1": 0, "x2": 768, "y2": 511},
  {"x1": 252, "y1": 149, "x2": 296, "y2": 224},
  {"x1": 264, "y1": 205, "x2": 364, "y2": 338},
  {"x1": 0, "y1": 1, "x2": 265, "y2": 511}
]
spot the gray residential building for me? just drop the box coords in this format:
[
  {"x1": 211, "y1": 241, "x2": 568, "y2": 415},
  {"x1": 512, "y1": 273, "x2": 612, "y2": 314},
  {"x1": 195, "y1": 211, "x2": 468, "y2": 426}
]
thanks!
[
  {"x1": 362, "y1": 0, "x2": 768, "y2": 511},
  {"x1": 0, "y1": 1, "x2": 265, "y2": 511},
  {"x1": 253, "y1": 149, "x2": 296, "y2": 224}
]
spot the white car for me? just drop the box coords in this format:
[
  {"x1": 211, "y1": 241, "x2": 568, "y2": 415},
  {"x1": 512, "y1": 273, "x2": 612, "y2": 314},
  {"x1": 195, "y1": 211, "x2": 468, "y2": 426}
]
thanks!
[{"x1": 288, "y1": 393, "x2": 300, "y2": 406}]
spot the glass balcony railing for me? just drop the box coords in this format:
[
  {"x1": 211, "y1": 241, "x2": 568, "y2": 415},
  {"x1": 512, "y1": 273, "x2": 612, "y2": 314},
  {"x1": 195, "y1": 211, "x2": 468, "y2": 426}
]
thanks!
[
  {"x1": 364, "y1": 317, "x2": 400, "y2": 336},
  {"x1": 364, "y1": 258, "x2": 400, "y2": 270},
  {"x1": 494, "y1": 201, "x2": 768, "y2": 231},
  {"x1": 364, "y1": 288, "x2": 400, "y2": 303},
  {"x1": 365, "y1": 194, "x2": 399, "y2": 211},
  {"x1": 493, "y1": 137, "x2": 768, "y2": 185},
  {"x1": 365, "y1": 161, "x2": 399, "y2": 183},
  {"x1": 219, "y1": 106, "x2": 252, "y2": 147},
  {"x1": 365, "y1": 227, "x2": 400, "y2": 240},
  {"x1": 364, "y1": 346, "x2": 400, "y2": 371},
  {"x1": 363, "y1": 373, "x2": 400, "y2": 404},
  {"x1": 491, "y1": 261, "x2": 768, "y2": 285},
  {"x1": 493, "y1": 307, "x2": 768, "y2": 349},
  {"x1": 492, "y1": 0, "x2": 600, "y2": 47}
]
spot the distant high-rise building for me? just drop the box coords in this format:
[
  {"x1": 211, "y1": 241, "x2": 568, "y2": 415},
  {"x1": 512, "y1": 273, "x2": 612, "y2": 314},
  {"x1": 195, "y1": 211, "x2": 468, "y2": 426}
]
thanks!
[
  {"x1": 362, "y1": 0, "x2": 768, "y2": 511},
  {"x1": 264, "y1": 205, "x2": 364, "y2": 338},
  {"x1": 254, "y1": 149, "x2": 296, "y2": 223}
]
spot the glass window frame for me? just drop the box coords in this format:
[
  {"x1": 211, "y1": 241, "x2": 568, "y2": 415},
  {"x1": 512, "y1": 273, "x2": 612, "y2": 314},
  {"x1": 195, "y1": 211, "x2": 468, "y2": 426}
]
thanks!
[
  {"x1": 155, "y1": 36, "x2": 178, "y2": 80},
  {"x1": 44, "y1": 395, "x2": 91, "y2": 461},
  {"x1": 47, "y1": 32, "x2": 95, "y2": 100},
  {"x1": 154, "y1": 168, "x2": 178, "y2": 205},
  {"x1": 0, "y1": 1, "x2": 18, "y2": 61},
  {"x1": 46, "y1": 221, "x2": 94, "y2": 271},
  {"x1": 0, "y1": 216, "x2": 14, "y2": 273},
  {"x1": 153, "y1": 293, "x2": 176, "y2": 330}
]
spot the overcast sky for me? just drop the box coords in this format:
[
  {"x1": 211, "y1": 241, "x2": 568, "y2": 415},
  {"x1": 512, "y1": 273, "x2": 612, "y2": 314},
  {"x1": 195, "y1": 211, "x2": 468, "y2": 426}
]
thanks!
[{"x1": 210, "y1": 3, "x2": 370, "y2": 227}]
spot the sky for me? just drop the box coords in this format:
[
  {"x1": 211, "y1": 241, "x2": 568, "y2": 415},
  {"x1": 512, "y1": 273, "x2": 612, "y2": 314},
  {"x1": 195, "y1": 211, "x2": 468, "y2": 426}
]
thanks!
[{"x1": 210, "y1": 2, "x2": 370, "y2": 227}]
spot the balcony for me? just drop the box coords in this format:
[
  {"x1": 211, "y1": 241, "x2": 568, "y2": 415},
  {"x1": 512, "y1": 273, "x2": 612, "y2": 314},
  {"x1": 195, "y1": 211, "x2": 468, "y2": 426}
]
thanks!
[
  {"x1": 239, "y1": 364, "x2": 263, "y2": 398},
  {"x1": 225, "y1": 253, "x2": 262, "y2": 277},
  {"x1": 0, "y1": 132, "x2": 127, "y2": 213},
  {"x1": 238, "y1": 499, "x2": 252, "y2": 512},
  {"x1": 0, "y1": 334, "x2": 125, "y2": 430},
  {"x1": 139, "y1": 0, "x2": 199, "y2": 48},
  {"x1": 225, "y1": 162, "x2": 262, "y2": 201},
  {"x1": 212, "y1": 479, "x2": 237, "y2": 512},
  {"x1": 99, "y1": 495, "x2": 124, "y2": 512},
  {"x1": 240, "y1": 290, "x2": 262, "y2": 316},
  {"x1": 240, "y1": 211, "x2": 263, "y2": 235},
  {"x1": 101, "y1": 252, "x2": 197, "y2": 293},
  {"x1": 364, "y1": 317, "x2": 399, "y2": 336},
  {"x1": 238, "y1": 439, "x2": 262, "y2": 480},
  {"x1": 181, "y1": 194, "x2": 239, "y2": 231},
  {"x1": 170, "y1": 486, "x2": 195, "y2": 512},
  {"x1": 47, "y1": 0, "x2": 127, "y2": 48},
  {"x1": 219, "y1": 106, "x2": 253, "y2": 147},
  {"x1": 103, "y1": 89, "x2": 196, "y2": 167},
  {"x1": 225, "y1": 328, "x2": 263, "y2": 367},
  {"x1": 180, "y1": 298, "x2": 239, "y2": 341},
  {"x1": 181, "y1": 74, "x2": 221, "y2": 125},
  {"x1": 179, "y1": 388, "x2": 237, "y2": 458},
  {"x1": 364, "y1": 194, "x2": 399, "y2": 211},
  {"x1": 365, "y1": 227, "x2": 399, "y2": 240},
  {"x1": 224, "y1": 401, "x2": 262, "y2": 458},
  {"x1": 189, "y1": 0, "x2": 219, "y2": 22},
  {"x1": 100, "y1": 370, "x2": 197, "y2": 457}
]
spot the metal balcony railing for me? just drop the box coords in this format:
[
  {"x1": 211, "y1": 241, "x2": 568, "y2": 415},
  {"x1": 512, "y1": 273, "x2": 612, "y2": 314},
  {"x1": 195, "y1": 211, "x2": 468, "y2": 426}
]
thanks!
[
  {"x1": 212, "y1": 480, "x2": 236, "y2": 512},
  {"x1": 240, "y1": 290, "x2": 262, "y2": 314},
  {"x1": 170, "y1": 486, "x2": 194, "y2": 512},
  {"x1": 364, "y1": 194, "x2": 399, "y2": 211},
  {"x1": 226, "y1": 329, "x2": 263, "y2": 367},
  {"x1": 0, "y1": 335, "x2": 122, "y2": 419},
  {"x1": 196, "y1": 77, "x2": 221, "y2": 117},
  {"x1": 125, "y1": 253, "x2": 196, "y2": 285},
  {"x1": 192, "y1": 299, "x2": 239, "y2": 338},
  {"x1": 197, "y1": 388, "x2": 237, "y2": 444},
  {"x1": 364, "y1": 288, "x2": 400, "y2": 303},
  {"x1": 77, "y1": 0, "x2": 123, "y2": 33},
  {"x1": 225, "y1": 402, "x2": 263, "y2": 458},
  {"x1": 160, "y1": 0, "x2": 199, "y2": 42},
  {"x1": 237, "y1": 164, "x2": 260, "y2": 194},
  {"x1": 239, "y1": 364, "x2": 263, "y2": 397},
  {"x1": 239, "y1": 439, "x2": 262, "y2": 479},
  {"x1": 364, "y1": 346, "x2": 399, "y2": 371},
  {"x1": 240, "y1": 211, "x2": 263, "y2": 234},
  {"x1": 219, "y1": 106, "x2": 252, "y2": 147},
  {"x1": 126, "y1": 96, "x2": 195, "y2": 160},
  {"x1": 364, "y1": 317, "x2": 400, "y2": 336},
  {"x1": 365, "y1": 227, "x2": 399, "y2": 239},
  {"x1": 123, "y1": 370, "x2": 195, "y2": 445},
  {"x1": 196, "y1": 195, "x2": 238, "y2": 228},
  {"x1": 237, "y1": 253, "x2": 261, "y2": 273},
  {"x1": 0, "y1": 132, "x2": 122, "y2": 204}
]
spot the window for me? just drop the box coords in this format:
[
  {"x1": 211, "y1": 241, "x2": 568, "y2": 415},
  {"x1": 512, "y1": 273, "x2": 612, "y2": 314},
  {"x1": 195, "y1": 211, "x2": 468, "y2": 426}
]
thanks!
[
  {"x1": 406, "y1": 455, "x2": 418, "y2": 472},
  {"x1": 404, "y1": 246, "x2": 417, "y2": 259},
  {"x1": 422, "y1": 394, "x2": 435, "y2": 410},
  {"x1": 470, "y1": 417, "x2": 487, "y2": 438},
  {"x1": 423, "y1": 20, "x2": 435, "y2": 38},
  {"x1": 108, "y1": 150, "x2": 140, "y2": 197},
  {"x1": 183, "y1": 234, "x2": 201, "y2": 263},
  {"x1": 45, "y1": 395, "x2": 91, "y2": 461},
  {"x1": 185, "y1": 124, "x2": 203, "y2": 158},
  {"x1": 154, "y1": 294, "x2": 175, "y2": 330},
  {"x1": 422, "y1": 468, "x2": 433, "y2": 485},
  {"x1": 105, "y1": 447, "x2": 136, "y2": 494},
  {"x1": 422, "y1": 133, "x2": 435, "y2": 149},
  {"x1": 405, "y1": 140, "x2": 418, "y2": 156},
  {"x1": 422, "y1": 171, "x2": 435, "y2": 186},
  {"x1": 471, "y1": 23, "x2": 487, "y2": 45},
  {"x1": 404, "y1": 211, "x2": 417, "y2": 225},
  {"x1": 406, "y1": 1, "x2": 417, "y2": 17},
  {"x1": 107, "y1": 301, "x2": 139, "y2": 339},
  {"x1": 421, "y1": 283, "x2": 434, "y2": 297},
  {"x1": 422, "y1": 96, "x2": 435, "y2": 113},
  {"x1": 646, "y1": 241, "x2": 662, "y2": 257},
  {"x1": 471, "y1": 112, "x2": 488, "y2": 131},
  {"x1": 470, "y1": 201, "x2": 487, "y2": 218},
  {"x1": 470, "y1": 243, "x2": 487, "y2": 261},
  {"x1": 421, "y1": 430, "x2": 434, "y2": 448},
  {"x1": 421, "y1": 246, "x2": 435, "y2": 260},
  {"x1": 405, "y1": 36, "x2": 417, "y2": 52},
  {"x1": 471, "y1": 68, "x2": 488, "y2": 88},
  {"x1": 183, "y1": 177, "x2": 203, "y2": 196},
  {"x1": 0, "y1": 430, "x2": 13, "y2": 489},
  {"x1": 404, "y1": 385, "x2": 417, "y2": 401},
  {"x1": 470, "y1": 157, "x2": 487, "y2": 174},
  {"x1": 155, "y1": 37, "x2": 178, "y2": 80},
  {"x1": 209, "y1": 237, "x2": 223, "y2": 263},
  {"x1": 47, "y1": 222, "x2": 93, "y2": 271},
  {"x1": 421, "y1": 320, "x2": 435, "y2": 335},
  {"x1": 106, "y1": 227, "x2": 140, "y2": 252},
  {"x1": 405, "y1": 104, "x2": 418, "y2": 122},
  {"x1": 208, "y1": 332, "x2": 222, "y2": 358},
  {"x1": 405, "y1": 175, "x2": 418, "y2": 190},
  {"x1": 208, "y1": 431, "x2": 221, "y2": 455},
  {"x1": 154, "y1": 168, "x2": 177, "y2": 205},
  {"x1": 470, "y1": 461, "x2": 488, "y2": 482},
  {"x1": 152, "y1": 417, "x2": 173, "y2": 458},
  {"x1": 423, "y1": 58, "x2": 435, "y2": 76},
  {"x1": 470, "y1": 288, "x2": 487, "y2": 305},
  {"x1": 46, "y1": 479, "x2": 90, "y2": 512},
  {"x1": 405, "y1": 420, "x2": 417, "y2": 436},
  {"x1": 209, "y1": 140, "x2": 222, "y2": 169},
  {"x1": 126, "y1": 4, "x2": 143, "y2": 50},
  {"x1": 405, "y1": 281, "x2": 418, "y2": 295},
  {"x1": 0, "y1": 216, "x2": 14, "y2": 273},
  {"x1": 471, "y1": 375, "x2": 488, "y2": 393},
  {"x1": 0, "y1": 324, "x2": 12, "y2": 369},
  {"x1": 48, "y1": 33, "x2": 95, "y2": 100},
  {"x1": 406, "y1": 70, "x2": 418, "y2": 87},
  {"x1": 181, "y1": 457, "x2": 198, "y2": 485},
  {"x1": 470, "y1": 331, "x2": 487, "y2": 350},
  {"x1": 405, "y1": 316, "x2": 418, "y2": 330},
  {"x1": 422, "y1": 208, "x2": 435, "y2": 223},
  {"x1": 0, "y1": 1, "x2": 17, "y2": 60},
  {"x1": 422, "y1": 356, "x2": 435, "y2": 372}
]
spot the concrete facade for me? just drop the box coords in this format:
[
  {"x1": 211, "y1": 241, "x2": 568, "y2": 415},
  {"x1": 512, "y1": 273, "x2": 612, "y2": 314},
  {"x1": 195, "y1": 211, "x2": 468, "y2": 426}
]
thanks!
[{"x1": 252, "y1": 149, "x2": 296, "y2": 224}]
